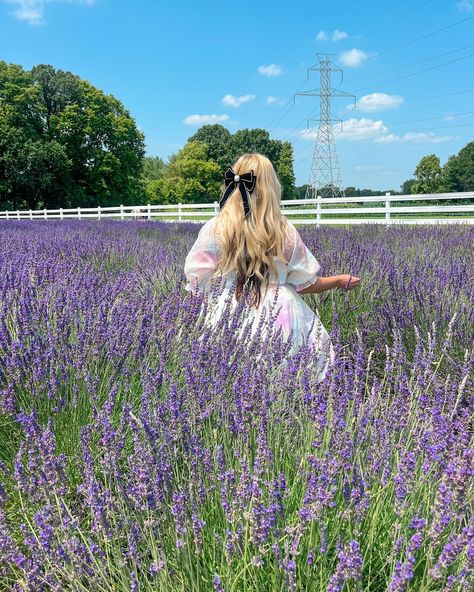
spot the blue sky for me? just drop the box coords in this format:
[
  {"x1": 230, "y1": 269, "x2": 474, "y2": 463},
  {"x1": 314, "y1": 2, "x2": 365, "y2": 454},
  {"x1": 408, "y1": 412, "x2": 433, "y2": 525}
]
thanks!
[{"x1": 1, "y1": 0, "x2": 474, "y2": 190}]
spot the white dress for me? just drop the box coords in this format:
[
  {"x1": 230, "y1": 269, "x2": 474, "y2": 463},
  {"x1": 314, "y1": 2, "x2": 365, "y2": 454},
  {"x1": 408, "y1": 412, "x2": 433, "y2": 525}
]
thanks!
[{"x1": 183, "y1": 216, "x2": 335, "y2": 382}]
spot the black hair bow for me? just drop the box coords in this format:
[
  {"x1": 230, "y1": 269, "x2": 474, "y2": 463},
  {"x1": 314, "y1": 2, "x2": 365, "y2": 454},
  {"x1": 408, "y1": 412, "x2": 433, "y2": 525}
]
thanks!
[{"x1": 220, "y1": 167, "x2": 257, "y2": 218}]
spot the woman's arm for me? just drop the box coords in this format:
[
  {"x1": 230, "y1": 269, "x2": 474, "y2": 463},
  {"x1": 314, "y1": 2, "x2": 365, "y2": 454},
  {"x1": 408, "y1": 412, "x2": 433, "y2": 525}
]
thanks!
[{"x1": 297, "y1": 274, "x2": 360, "y2": 294}]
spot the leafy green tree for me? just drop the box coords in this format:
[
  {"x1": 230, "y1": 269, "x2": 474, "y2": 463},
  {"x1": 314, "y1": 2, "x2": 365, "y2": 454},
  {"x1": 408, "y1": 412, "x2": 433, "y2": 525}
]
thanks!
[
  {"x1": 277, "y1": 142, "x2": 297, "y2": 199},
  {"x1": 0, "y1": 61, "x2": 145, "y2": 210},
  {"x1": 443, "y1": 142, "x2": 474, "y2": 192},
  {"x1": 230, "y1": 128, "x2": 281, "y2": 166},
  {"x1": 147, "y1": 141, "x2": 222, "y2": 205},
  {"x1": 142, "y1": 156, "x2": 166, "y2": 181},
  {"x1": 401, "y1": 178, "x2": 416, "y2": 195},
  {"x1": 188, "y1": 125, "x2": 233, "y2": 171},
  {"x1": 296, "y1": 184, "x2": 308, "y2": 199},
  {"x1": 185, "y1": 125, "x2": 297, "y2": 199},
  {"x1": 412, "y1": 154, "x2": 444, "y2": 194}
]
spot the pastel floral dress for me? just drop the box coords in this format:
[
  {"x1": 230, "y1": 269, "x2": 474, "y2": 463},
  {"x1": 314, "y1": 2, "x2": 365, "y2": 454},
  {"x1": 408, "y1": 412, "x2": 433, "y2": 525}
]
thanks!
[{"x1": 184, "y1": 216, "x2": 335, "y2": 382}]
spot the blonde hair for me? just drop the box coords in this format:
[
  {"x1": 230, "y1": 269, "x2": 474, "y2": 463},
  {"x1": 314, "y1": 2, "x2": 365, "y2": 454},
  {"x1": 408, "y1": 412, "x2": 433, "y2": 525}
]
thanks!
[{"x1": 215, "y1": 153, "x2": 290, "y2": 308}]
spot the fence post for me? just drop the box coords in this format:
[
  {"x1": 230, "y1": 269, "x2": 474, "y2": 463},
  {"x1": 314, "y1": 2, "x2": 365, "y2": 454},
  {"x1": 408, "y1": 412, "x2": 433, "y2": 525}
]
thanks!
[
  {"x1": 120, "y1": 204, "x2": 124, "y2": 220},
  {"x1": 98, "y1": 206, "x2": 101, "y2": 221},
  {"x1": 385, "y1": 192, "x2": 391, "y2": 226},
  {"x1": 44, "y1": 209, "x2": 47, "y2": 220},
  {"x1": 147, "y1": 204, "x2": 151, "y2": 220},
  {"x1": 213, "y1": 201, "x2": 218, "y2": 215},
  {"x1": 6, "y1": 211, "x2": 9, "y2": 220},
  {"x1": 29, "y1": 210, "x2": 33, "y2": 220},
  {"x1": 78, "y1": 206, "x2": 81, "y2": 220},
  {"x1": 178, "y1": 203, "x2": 182, "y2": 222},
  {"x1": 316, "y1": 194, "x2": 321, "y2": 228},
  {"x1": 60, "y1": 208, "x2": 63, "y2": 220},
  {"x1": 16, "y1": 210, "x2": 20, "y2": 220}
]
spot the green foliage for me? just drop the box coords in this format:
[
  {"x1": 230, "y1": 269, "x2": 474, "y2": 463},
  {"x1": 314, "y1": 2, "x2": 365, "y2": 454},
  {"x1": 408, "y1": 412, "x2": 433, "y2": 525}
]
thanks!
[
  {"x1": 294, "y1": 185, "x2": 400, "y2": 199},
  {"x1": 188, "y1": 124, "x2": 233, "y2": 171},
  {"x1": 442, "y1": 141, "x2": 474, "y2": 192},
  {"x1": 277, "y1": 142, "x2": 297, "y2": 199},
  {"x1": 412, "y1": 154, "x2": 443, "y2": 194},
  {"x1": 401, "y1": 141, "x2": 474, "y2": 197},
  {"x1": 0, "y1": 61, "x2": 145, "y2": 210},
  {"x1": 142, "y1": 156, "x2": 166, "y2": 181},
  {"x1": 344, "y1": 186, "x2": 400, "y2": 197},
  {"x1": 401, "y1": 178, "x2": 416, "y2": 195},
  {"x1": 230, "y1": 128, "x2": 281, "y2": 165},
  {"x1": 187, "y1": 125, "x2": 294, "y2": 189},
  {"x1": 155, "y1": 126, "x2": 297, "y2": 204},
  {"x1": 146, "y1": 141, "x2": 222, "y2": 205}
]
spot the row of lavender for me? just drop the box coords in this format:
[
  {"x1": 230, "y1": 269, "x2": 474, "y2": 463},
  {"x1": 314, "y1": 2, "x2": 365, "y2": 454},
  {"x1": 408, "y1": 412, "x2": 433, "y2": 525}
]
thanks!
[{"x1": 0, "y1": 220, "x2": 472, "y2": 591}]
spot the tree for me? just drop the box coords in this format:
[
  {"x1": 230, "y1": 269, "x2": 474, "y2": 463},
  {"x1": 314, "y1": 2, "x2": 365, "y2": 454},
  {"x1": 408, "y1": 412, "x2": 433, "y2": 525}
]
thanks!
[
  {"x1": 0, "y1": 61, "x2": 145, "y2": 210},
  {"x1": 188, "y1": 125, "x2": 233, "y2": 171},
  {"x1": 401, "y1": 178, "x2": 416, "y2": 195},
  {"x1": 412, "y1": 154, "x2": 444, "y2": 194},
  {"x1": 142, "y1": 156, "x2": 166, "y2": 181},
  {"x1": 230, "y1": 128, "x2": 281, "y2": 166},
  {"x1": 296, "y1": 184, "x2": 308, "y2": 199},
  {"x1": 277, "y1": 142, "x2": 297, "y2": 199},
  {"x1": 443, "y1": 142, "x2": 474, "y2": 192},
  {"x1": 147, "y1": 141, "x2": 222, "y2": 205}
]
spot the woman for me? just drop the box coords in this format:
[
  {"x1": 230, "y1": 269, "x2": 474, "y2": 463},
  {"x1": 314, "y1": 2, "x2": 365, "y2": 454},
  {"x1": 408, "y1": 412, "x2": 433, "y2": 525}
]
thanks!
[{"x1": 184, "y1": 153, "x2": 360, "y2": 382}]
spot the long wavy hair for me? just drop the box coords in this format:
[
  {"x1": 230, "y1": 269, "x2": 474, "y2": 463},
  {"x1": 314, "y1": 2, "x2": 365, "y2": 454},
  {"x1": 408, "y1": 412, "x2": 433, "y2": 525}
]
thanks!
[{"x1": 215, "y1": 153, "x2": 290, "y2": 308}]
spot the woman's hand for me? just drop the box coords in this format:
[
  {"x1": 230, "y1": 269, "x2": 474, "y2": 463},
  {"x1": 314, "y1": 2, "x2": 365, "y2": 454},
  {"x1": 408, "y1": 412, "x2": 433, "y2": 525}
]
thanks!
[{"x1": 337, "y1": 274, "x2": 360, "y2": 291}]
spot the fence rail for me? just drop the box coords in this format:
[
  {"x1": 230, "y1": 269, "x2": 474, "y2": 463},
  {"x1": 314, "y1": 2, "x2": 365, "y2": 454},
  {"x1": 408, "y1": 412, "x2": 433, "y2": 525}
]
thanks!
[{"x1": 1, "y1": 192, "x2": 474, "y2": 225}]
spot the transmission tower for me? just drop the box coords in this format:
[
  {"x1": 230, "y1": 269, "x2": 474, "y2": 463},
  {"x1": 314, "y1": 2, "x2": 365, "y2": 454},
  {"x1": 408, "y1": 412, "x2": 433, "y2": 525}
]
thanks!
[{"x1": 295, "y1": 54, "x2": 355, "y2": 199}]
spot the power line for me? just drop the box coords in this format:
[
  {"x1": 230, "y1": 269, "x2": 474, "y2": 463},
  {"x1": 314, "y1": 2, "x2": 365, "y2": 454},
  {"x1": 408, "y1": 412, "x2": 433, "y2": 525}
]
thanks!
[
  {"x1": 351, "y1": 50, "x2": 474, "y2": 93},
  {"x1": 281, "y1": 101, "x2": 473, "y2": 148},
  {"x1": 375, "y1": 14, "x2": 474, "y2": 59},
  {"x1": 384, "y1": 109, "x2": 474, "y2": 126},
  {"x1": 263, "y1": 74, "x2": 310, "y2": 131},
  {"x1": 343, "y1": 42, "x2": 474, "y2": 85},
  {"x1": 399, "y1": 121, "x2": 474, "y2": 131},
  {"x1": 343, "y1": 14, "x2": 474, "y2": 81},
  {"x1": 266, "y1": 18, "x2": 474, "y2": 133},
  {"x1": 403, "y1": 88, "x2": 474, "y2": 102},
  {"x1": 362, "y1": 0, "x2": 436, "y2": 41}
]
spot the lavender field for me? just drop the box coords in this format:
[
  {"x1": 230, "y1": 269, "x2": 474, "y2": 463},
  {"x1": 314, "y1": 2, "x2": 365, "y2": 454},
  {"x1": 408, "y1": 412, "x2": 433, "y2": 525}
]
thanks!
[{"x1": 0, "y1": 220, "x2": 472, "y2": 592}]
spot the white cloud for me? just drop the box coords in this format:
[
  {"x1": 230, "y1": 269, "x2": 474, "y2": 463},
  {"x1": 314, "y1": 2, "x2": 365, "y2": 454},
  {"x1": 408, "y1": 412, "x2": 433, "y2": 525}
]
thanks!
[
  {"x1": 266, "y1": 95, "x2": 284, "y2": 105},
  {"x1": 298, "y1": 113, "x2": 455, "y2": 144},
  {"x1": 258, "y1": 64, "x2": 283, "y2": 77},
  {"x1": 183, "y1": 113, "x2": 230, "y2": 126},
  {"x1": 375, "y1": 132, "x2": 453, "y2": 144},
  {"x1": 299, "y1": 118, "x2": 388, "y2": 141},
  {"x1": 221, "y1": 94, "x2": 255, "y2": 108},
  {"x1": 339, "y1": 118, "x2": 388, "y2": 139},
  {"x1": 339, "y1": 48, "x2": 371, "y2": 67},
  {"x1": 456, "y1": 0, "x2": 473, "y2": 12},
  {"x1": 317, "y1": 29, "x2": 348, "y2": 42},
  {"x1": 332, "y1": 29, "x2": 347, "y2": 41},
  {"x1": 355, "y1": 92, "x2": 404, "y2": 112},
  {"x1": 5, "y1": 0, "x2": 96, "y2": 25}
]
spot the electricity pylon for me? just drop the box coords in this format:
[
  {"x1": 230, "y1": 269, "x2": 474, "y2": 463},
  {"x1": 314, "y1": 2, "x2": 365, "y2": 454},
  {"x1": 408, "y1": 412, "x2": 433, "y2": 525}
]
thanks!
[{"x1": 295, "y1": 54, "x2": 355, "y2": 199}]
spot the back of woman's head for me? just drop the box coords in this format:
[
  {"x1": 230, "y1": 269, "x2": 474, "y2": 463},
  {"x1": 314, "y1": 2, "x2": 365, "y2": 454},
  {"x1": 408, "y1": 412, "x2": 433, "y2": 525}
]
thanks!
[{"x1": 216, "y1": 152, "x2": 289, "y2": 308}]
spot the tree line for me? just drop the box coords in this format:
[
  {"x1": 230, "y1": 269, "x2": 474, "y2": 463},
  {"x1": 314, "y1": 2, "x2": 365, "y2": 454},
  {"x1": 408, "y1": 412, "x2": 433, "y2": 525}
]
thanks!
[
  {"x1": 142, "y1": 125, "x2": 297, "y2": 205},
  {"x1": 1, "y1": 61, "x2": 473, "y2": 211}
]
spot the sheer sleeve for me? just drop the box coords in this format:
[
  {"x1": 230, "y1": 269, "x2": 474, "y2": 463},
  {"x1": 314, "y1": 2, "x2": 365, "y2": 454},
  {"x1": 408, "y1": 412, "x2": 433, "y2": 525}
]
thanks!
[
  {"x1": 286, "y1": 222, "x2": 322, "y2": 292},
  {"x1": 184, "y1": 219, "x2": 219, "y2": 294}
]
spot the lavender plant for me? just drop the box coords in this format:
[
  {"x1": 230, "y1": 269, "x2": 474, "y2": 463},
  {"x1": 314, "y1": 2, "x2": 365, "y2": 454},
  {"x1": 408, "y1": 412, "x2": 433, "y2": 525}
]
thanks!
[{"x1": 0, "y1": 220, "x2": 472, "y2": 591}]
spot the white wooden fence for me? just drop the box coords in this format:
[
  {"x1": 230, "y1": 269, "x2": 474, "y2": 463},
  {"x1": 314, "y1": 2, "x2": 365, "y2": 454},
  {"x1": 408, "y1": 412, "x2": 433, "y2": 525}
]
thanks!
[{"x1": 1, "y1": 192, "x2": 473, "y2": 225}]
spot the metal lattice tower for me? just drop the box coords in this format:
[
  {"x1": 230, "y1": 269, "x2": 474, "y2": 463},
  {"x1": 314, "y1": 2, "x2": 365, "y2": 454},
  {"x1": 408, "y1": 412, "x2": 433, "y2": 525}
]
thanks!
[{"x1": 295, "y1": 54, "x2": 355, "y2": 199}]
